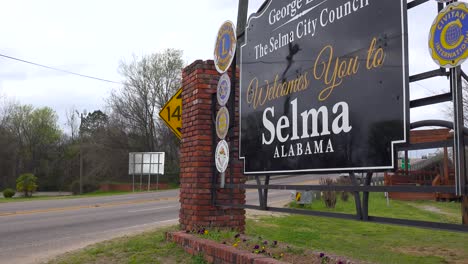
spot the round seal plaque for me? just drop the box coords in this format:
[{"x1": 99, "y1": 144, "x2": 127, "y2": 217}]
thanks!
[
  {"x1": 216, "y1": 106, "x2": 230, "y2": 139},
  {"x1": 429, "y1": 2, "x2": 468, "y2": 68},
  {"x1": 214, "y1": 21, "x2": 236, "y2": 74},
  {"x1": 217, "y1": 73, "x2": 231, "y2": 106},
  {"x1": 215, "y1": 140, "x2": 229, "y2": 173}
]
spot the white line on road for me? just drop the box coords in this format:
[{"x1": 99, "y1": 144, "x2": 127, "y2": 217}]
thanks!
[
  {"x1": 128, "y1": 205, "x2": 177, "y2": 213},
  {"x1": 157, "y1": 218, "x2": 178, "y2": 224}
]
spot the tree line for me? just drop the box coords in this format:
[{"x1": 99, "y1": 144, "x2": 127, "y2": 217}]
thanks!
[{"x1": 0, "y1": 49, "x2": 183, "y2": 193}]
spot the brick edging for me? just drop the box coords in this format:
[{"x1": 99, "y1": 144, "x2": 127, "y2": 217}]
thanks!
[{"x1": 166, "y1": 231, "x2": 287, "y2": 264}]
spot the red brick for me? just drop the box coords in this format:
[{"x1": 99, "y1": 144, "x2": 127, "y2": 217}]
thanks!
[
  {"x1": 167, "y1": 232, "x2": 287, "y2": 264},
  {"x1": 180, "y1": 60, "x2": 245, "y2": 231}
]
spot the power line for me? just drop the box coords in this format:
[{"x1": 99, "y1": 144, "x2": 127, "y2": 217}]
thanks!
[{"x1": 0, "y1": 53, "x2": 122, "y2": 85}]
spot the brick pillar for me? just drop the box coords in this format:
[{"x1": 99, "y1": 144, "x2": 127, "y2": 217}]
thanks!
[{"x1": 179, "y1": 60, "x2": 246, "y2": 232}]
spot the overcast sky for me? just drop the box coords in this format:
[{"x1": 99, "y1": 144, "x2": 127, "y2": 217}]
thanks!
[{"x1": 0, "y1": 0, "x2": 462, "y2": 132}]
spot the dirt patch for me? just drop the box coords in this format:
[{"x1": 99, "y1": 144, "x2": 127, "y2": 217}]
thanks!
[
  {"x1": 392, "y1": 246, "x2": 468, "y2": 264},
  {"x1": 246, "y1": 208, "x2": 289, "y2": 220},
  {"x1": 413, "y1": 205, "x2": 459, "y2": 218}
]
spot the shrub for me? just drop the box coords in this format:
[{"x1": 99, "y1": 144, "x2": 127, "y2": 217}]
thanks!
[
  {"x1": 336, "y1": 176, "x2": 352, "y2": 202},
  {"x1": 70, "y1": 181, "x2": 80, "y2": 195},
  {"x1": 70, "y1": 180, "x2": 100, "y2": 195},
  {"x1": 83, "y1": 182, "x2": 99, "y2": 193},
  {"x1": 16, "y1": 173, "x2": 38, "y2": 197},
  {"x1": 319, "y1": 178, "x2": 337, "y2": 208},
  {"x1": 3, "y1": 188, "x2": 15, "y2": 198}
]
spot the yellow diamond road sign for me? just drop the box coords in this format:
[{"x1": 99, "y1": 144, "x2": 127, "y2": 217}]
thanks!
[{"x1": 159, "y1": 88, "x2": 182, "y2": 139}]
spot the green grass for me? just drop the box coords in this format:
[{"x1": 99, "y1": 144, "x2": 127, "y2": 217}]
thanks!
[
  {"x1": 291, "y1": 192, "x2": 462, "y2": 224},
  {"x1": 77, "y1": 190, "x2": 138, "y2": 197},
  {"x1": 246, "y1": 215, "x2": 468, "y2": 264},
  {"x1": 242, "y1": 194, "x2": 467, "y2": 263},
  {"x1": 0, "y1": 190, "x2": 168, "y2": 203},
  {"x1": 47, "y1": 227, "x2": 206, "y2": 264}
]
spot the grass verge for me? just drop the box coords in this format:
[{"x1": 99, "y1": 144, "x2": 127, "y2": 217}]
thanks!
[
  {"x1": 0, "y1": 190, "x2": 176, "y2": 203},
  {"x1": 244, "y1": 193, "x2": 467, "y2": 263},
  {"x1": 47, "y1": 227, "x2": 206, "y2": 264},
  {"x1": 290, "y1": 192, "x2": 462, "y2": 224},
  {"x1": 246, "y1": 214, "x2": 468, "y2": 264},
  {"x1": 195, "y1": 194, "x2": 467, "y2": 263}
]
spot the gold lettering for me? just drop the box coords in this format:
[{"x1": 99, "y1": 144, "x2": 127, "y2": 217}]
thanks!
[
  {"x1": 256, "y1": 85, "x2": 268, "y2": 108},
  {"x1": 246, "y1": 78, "x2": 257, "y2": 105},
  {"x1": 267, "y1": 81, "x2": 276, "y2": 101},
  {"x1": 367, "y1": 37, "x2": 386, "y2": 69},
  {"x1": 245, "y1": 71, "x2": 310, "y2": 108},
  {"x1": 221, "y1": 37, "x2": 228, "y2": 56},
  {"x1": 313, "y1": 45, "x2": 360, "y2": 101}
]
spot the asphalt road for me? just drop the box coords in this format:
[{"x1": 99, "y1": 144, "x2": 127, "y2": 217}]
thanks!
[{"x1": 0, "y1": 174, "x2": 335, "y2": 264}]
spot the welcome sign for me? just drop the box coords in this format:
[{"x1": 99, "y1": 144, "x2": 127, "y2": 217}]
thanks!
[{"x1": 239, "y1": 0, "x2": 408, "y2": 174}]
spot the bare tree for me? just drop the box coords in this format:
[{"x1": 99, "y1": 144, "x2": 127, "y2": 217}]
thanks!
[
  {"x1": 109, "y1": 49, "x2": 184, "y2": 152},
  {"x1": 444, "y1": 79, "x2": 468, "y2": 126},
  {"x1": 459, "y1": 79, "x2": 468, "y2": 125},
  {"x1": 65, "y1": 107, "x2": 80, "y2": 141}
]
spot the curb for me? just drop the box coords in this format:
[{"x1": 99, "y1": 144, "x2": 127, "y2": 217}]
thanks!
[{"x1": 167, "y1": 231, "x2": 287, "y2": 264}]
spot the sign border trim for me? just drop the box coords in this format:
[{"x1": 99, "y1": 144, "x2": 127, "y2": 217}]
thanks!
[{"x1": 238, "y1": 0, "x2": 409, "y2": 174}]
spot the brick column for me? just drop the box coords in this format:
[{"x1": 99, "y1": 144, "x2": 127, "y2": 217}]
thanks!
[{"x1": 179, "y1": 60, "x2": 246, "y2": 232}]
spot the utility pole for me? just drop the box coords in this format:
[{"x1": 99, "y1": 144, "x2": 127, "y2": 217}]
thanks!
[
  {"x1": 77, "y1": 111, "x2": 84, "y2": 195},
  {"x1": 79, "y1": 139, "x2": 83, "y2": 195}
]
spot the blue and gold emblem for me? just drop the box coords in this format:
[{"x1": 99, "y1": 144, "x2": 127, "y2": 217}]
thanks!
[
  {"x1": 429, "y1": 2, "x2": 468, "y2": 68},
  {"x1": 214, "y1": 21, "x2": 236, "y2": 74},
  {"x1": 217, "y1": 73, "x2": 231, "y2": 106}
]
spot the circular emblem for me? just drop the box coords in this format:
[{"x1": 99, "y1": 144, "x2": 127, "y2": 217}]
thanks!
[
  {"x1": 214, "y1": 21, "x2": 237, "y2": 74},
  {"x1": 217, "y1": 73, "x2": 231, "y2": 106},
  {"x1": 215, "y1": 140, "x2": 229, "y2": 173},
  {"x1": 429, "y1": 2, "x2": 468, "y2": 68},
  {"x1": 216, "y1": 106, "x2": 230, "y2": 139}
]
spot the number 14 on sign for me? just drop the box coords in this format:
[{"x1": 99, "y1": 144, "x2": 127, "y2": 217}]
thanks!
[{"x1": 159, "y1": 88, "x2": 182, "y2": 139}]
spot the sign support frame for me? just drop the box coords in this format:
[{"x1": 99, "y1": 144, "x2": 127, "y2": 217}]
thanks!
[
  {"x1": 452, "y1": 66, "x2": 465, "y2": 196},
  {"x1": 210, "y1": 0, "x2": 468, "y2": 232}
]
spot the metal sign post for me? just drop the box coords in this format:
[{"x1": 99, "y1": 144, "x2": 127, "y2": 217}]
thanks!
[
  {"x1": 140, "y1": 158, "x2": 143, "y2": 191},
  {"x1": 132, "y1": 154, "x2": 135, "y2": 192},
  {"x1": 156, "y1": 154, "x2": 160, "y2": 191},
  {"x1": 452, "y1": 66, "x2": 465, "y2": 196},
  {"x1": 147, "y1": 154, "x2": 152, "y2": 192}
]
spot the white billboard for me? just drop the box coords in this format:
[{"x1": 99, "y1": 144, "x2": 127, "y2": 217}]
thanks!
[{"x1": 128, "y1": 152, "x2": 165, "y2": 175}]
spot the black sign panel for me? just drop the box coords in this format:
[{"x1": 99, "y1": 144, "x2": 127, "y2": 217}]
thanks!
[{"x1": 239, "y1": 0, "x2": 408, "y2": 174}]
